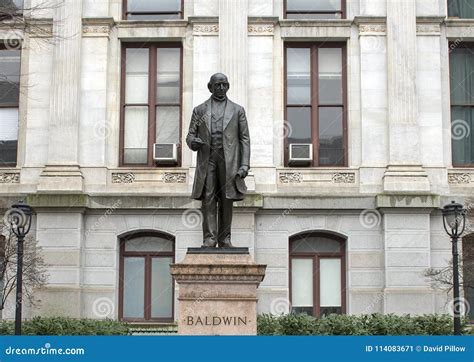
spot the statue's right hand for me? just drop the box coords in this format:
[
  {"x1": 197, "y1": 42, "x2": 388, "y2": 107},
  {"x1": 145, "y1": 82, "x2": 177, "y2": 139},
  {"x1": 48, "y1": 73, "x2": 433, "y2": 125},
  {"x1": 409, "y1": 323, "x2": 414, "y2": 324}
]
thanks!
[{"x1": 191, "y1": 137, "x2": 205, "y2": 150}]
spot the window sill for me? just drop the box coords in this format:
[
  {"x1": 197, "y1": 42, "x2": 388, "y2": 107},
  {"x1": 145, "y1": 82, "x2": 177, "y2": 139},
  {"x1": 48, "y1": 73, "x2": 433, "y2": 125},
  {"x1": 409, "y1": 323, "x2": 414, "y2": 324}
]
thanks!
[
  {"x1": 116, "y1": 19, "x2": 188, "y2": 28},
  {"x1": 280, "y1": 19, "x2": 351, "y2": 39}
]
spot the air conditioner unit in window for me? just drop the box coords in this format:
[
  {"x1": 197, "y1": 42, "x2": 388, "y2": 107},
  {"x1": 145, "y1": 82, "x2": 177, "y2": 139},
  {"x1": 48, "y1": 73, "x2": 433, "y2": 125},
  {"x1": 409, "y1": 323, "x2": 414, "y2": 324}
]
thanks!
[
  {"x1": 153, "y1": 143, "x2": 178, "y2": 165},
  {"x1": 289, "y1": 144, "x2": 312, "y2": 166}
]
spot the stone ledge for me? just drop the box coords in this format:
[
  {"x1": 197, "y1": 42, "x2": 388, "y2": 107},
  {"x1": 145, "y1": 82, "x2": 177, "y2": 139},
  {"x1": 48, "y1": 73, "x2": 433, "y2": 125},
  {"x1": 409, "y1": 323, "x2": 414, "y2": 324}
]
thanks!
[
  {"x1": 376, "y1": 194, "x2": 440, "y2": 209},
  {"x1": 24, "y1": 194, "x2": 264, "y2": 209}
]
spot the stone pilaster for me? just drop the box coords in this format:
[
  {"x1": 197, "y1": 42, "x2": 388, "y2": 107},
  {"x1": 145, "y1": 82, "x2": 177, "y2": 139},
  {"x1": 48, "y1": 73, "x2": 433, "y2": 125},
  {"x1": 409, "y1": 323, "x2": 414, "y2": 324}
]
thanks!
[
  {"x1": 219, "y1": 0, "x2": 248, "y2": 108},
  {"x1": 383, "y1": 0, "x2": 429, "y2": 192},
  {"x1": 38, "y1": 0, "x2": 84, "y2": 192}
]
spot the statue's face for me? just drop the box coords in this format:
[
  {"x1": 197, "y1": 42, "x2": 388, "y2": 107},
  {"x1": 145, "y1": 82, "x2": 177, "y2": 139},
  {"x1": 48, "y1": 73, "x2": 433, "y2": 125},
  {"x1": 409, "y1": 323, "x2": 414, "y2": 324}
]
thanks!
[{"x1": 209, "y1": 74, "x2": 229, "y2": 98}]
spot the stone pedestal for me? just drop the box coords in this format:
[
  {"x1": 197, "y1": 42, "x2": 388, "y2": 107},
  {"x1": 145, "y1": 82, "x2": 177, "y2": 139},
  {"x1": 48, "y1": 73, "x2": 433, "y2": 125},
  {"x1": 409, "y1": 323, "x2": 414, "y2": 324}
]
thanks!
[{"x1": 170, "y1": 248, "x2": 266, "y2": 335}]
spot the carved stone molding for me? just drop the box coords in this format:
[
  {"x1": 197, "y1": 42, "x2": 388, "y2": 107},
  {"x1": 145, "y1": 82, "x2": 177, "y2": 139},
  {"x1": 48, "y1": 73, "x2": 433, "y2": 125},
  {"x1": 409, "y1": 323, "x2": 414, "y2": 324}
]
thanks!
[
  {"x1": 332, "y1": 173, "x2": 356, "y2": 184},
  {"x1": 248, "y1": 24, "x2": 273, "y2": 35},
  {"x1": 112, "y1": 172, "x2": 135, "y2": 184},
  {"x1": 193, "y1": 24, "x2": 219, "y2": 35},
  {"x1": 82, "y1": 25, "x2": 110, "y2": 37},
  {"x1": 163, "y1": 172, "x2": 186, "y2": 183},
  {"x1": 359, "y1": 24, "x2": 386, "y2": 35},
  {"x1": 172, "y1": 274, "x2": 265, "y2": 283},
  {"x1": 279, "y1": 172, "x2": 303, "y2": 184},
  {"x1": 0, "y1": 172, "x2": 20, "y2": 183},
  {"x1": 448, "y1": 173, "x2": 472, "y2": 184},
  {"x1": 416, "y1": 24, "x2": 440, "y2": 35}
]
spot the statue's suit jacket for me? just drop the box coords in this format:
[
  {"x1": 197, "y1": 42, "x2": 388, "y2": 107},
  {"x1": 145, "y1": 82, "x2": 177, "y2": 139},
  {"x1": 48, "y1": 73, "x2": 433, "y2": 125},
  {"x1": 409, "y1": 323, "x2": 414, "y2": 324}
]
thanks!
[{"x1": 186, "y1": 97, "x2": 250, "y2": 201}]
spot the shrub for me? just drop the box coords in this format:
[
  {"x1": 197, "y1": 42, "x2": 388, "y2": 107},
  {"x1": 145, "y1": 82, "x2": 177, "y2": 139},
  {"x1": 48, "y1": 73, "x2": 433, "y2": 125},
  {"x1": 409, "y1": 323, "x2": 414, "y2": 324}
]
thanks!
[
  {"x1": 257, "y1": 313, "x2": 469, "y2": 336},
  {"x1": 0, "y1": 317, "x2": 131, "y2": 336}
]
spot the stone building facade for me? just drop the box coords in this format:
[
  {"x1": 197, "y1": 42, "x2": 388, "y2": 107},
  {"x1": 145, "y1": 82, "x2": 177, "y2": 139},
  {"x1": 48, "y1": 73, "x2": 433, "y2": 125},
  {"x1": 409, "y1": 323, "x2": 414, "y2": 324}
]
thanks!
[{"x1": 0, "y1": 0, "x2": 473, "y2": 323}]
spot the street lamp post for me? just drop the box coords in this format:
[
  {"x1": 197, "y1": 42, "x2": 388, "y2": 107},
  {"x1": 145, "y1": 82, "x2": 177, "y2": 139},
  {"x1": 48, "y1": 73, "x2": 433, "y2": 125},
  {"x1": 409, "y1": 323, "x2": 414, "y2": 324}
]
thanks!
[
  {"x1": 7, "y1": 201, "x2": 33, "y2": 336},
  {"x1": 442, "y1": 200, "x2": 467, "y2": 336}
]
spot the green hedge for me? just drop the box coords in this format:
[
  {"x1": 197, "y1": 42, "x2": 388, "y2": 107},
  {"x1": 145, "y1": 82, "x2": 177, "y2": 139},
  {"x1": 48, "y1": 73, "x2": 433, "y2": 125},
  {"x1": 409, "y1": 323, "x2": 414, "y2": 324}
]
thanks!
[
  {"x1": 257, "y1": 313, "x2": 471, "y2": 336},
  {"x1": 0, "y1": 317, "x2": 131, "y2": 336}
]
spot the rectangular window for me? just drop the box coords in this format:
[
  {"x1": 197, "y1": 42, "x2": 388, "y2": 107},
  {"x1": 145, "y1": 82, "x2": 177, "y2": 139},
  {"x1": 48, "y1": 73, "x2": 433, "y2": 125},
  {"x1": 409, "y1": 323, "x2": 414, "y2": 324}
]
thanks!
[
  {"x1": 124, "y1": 0, "x2": 182, "y2": 20},
  {"x1": 120, "y1": 43, "x2": 182, "y2": 166},
  {"x1": 448, "y1": 0, "x2": 474, "y2": 18},
  {"x1": 285, "y1": 0, "x2": 345, "y2": 19},
  {"x1": 0, "y1": 45, "x2": 20, "y2": 167},
  {"x1": 449, "y1": 44, "x2": 474, "y2": 166},
  {"x1": 285, "y1": 43, "x2": 347, "y2": 167}
]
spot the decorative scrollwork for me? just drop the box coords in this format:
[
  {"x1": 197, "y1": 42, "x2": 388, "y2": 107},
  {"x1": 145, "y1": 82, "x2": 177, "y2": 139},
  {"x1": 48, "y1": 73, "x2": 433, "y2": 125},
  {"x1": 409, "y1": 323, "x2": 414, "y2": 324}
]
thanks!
[
  {"x1": 279, "y1": 172, "x2": 303, "y2": 184},
  {"x1": 332, "y1": 173, "x2": 356, "y2": 184},
  {"x1": 448, "y1": 173, "x2": 471, "y2": 184},
  {"x1": 0, "y1": 173, "x2": 20, "y2": 183},
  {"x1": 163, "y1": 172, "x2": 186, "y2": 183},
  {"x1": 112, "y1": 173, "x2": 135, "y2": 184}
]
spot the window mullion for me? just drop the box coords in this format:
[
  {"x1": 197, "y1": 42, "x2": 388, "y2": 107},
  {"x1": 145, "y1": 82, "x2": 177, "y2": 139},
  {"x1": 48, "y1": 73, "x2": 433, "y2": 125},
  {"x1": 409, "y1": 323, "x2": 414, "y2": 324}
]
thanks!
[
  {"x1": 314, "y1": 255, "x2": 320, "y2": 317},
  {"x1": 148, "y1": 46, "x2": 157, "y2": 166},
  {"x1": 312, "y1": 45, "x2": 319, "y2": 167},
  {"x1": 144, "y1": 255, "x2": 151, "y2": 320}
]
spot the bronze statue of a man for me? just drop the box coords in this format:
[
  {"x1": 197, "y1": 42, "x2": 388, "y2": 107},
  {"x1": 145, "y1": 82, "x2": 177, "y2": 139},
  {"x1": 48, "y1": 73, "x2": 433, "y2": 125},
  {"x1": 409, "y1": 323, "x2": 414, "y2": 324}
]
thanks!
[{"x1": 186, "y1": 73, "x2": 250, "y2": 248}]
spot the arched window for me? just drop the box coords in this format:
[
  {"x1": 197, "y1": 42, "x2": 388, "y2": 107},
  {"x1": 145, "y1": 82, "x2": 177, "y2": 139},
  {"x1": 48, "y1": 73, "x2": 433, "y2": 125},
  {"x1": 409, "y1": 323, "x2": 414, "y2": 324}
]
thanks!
[
  {"x1": 119, "y1": 232, "x2": 174, "y2": 322},
  {"x1": 289, "y1": 232, "x2": 346, "y2": 317}
]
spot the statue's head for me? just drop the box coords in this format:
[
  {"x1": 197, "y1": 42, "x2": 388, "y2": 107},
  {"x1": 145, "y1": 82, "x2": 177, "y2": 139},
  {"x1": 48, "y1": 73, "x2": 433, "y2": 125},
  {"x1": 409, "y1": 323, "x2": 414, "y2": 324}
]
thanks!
[{"x1": 208, "y1": 73, "x2": 229, "y2": 99}]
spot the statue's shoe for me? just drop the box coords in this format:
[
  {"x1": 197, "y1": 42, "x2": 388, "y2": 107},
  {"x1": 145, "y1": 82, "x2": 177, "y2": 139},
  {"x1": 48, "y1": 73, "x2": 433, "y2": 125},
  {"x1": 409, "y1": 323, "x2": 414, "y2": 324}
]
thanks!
[
  {"x1": 202, "y1": 239, "x2": 217, "y2": 248},
  {"x1": 218, "y1": 239, "x2": 233, "y2": 248}
]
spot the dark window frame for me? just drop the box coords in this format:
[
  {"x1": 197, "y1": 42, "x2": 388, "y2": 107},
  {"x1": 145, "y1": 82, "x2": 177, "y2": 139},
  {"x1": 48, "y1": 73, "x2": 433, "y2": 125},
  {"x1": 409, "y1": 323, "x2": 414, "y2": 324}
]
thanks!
[
  {"x1": 0, "y1": 42, "x2": 21, "y2": 167},
  {"x1": 122, "y1": 0, "x2": 184, "y2": 20},
  {"x1": 289, "y1": 232, "x2": 346, "y2": 317},
  {"x1": 284, "y1": 42, "x2": 348, "y2": 167},
  {"x1": 118, "y1": 231, "x2": 175, "y2": 323},
  {"x1": 448, "y1": 42, "x2": 474, "y2": 168},
  {"x1": 284, "y1": 0, "x2": 346, "y2": 19},
  {"x1": 447, "y1": 0, "x2": 474, "y2": 19},
  {"x1": 119, "y1": 42, "x2": 183, "y2": 167}
]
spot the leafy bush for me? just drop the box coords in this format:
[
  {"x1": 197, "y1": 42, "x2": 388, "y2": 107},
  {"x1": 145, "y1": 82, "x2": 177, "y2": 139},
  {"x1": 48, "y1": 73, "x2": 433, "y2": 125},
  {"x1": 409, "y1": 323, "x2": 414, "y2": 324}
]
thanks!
[
  {"x1": 257, "y1": 313, "x2": 470, "y2": 336},
  {"x1": 0, "y1": 317, "x2": 131, "y2": 335}
]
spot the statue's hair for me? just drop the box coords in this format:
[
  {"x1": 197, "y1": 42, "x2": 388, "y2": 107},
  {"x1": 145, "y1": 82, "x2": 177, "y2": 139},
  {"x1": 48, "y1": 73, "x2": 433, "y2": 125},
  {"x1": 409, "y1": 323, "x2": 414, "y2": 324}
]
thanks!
[{"x1": 208, "y1": 73, "x2": 229, "y2": 90}]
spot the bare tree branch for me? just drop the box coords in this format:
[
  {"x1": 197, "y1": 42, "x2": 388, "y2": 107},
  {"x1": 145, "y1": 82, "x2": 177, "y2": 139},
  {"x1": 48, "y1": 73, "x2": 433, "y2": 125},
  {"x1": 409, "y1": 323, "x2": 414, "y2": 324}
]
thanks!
[{"x1": 0, "y1": 221, "x2": 48, "y2": 312}]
